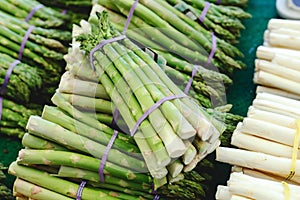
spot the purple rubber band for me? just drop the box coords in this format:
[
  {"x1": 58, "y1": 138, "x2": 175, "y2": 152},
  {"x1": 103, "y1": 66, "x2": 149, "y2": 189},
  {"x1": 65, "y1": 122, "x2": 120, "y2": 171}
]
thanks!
[
  {"x1": 61, "y1": 9, "x2": 67, "y2": 15},
  {"x1": 152, "y1": 183, "x2": 160, "y2": 200},
  {"x1": 76, "y1": 181, "x2": 86, "y2": 200},
  {"x1": 18, "y1": 25, "x2": 35, "y2": 60},
  {"x1": 207, "y1": 32, "x2": 217, "y2": 64},
  {"x1": 130, "y1": 94, "x2": 186, "y2": 137},
  {"x1": 89, "y1": 0, "x2": 138, "y2": 71},
  {"x1": 217, "y1": 0, "x2": 221, "y2": 5},
  {"x1": 154, "y1": 195, "x2": 160, "y2": 200},
  {"x1": 0, "y1": 60, "x2": 20, "y2": 121},
  {"x1": 184, "y1": 65, "x2": 199, "y2": 94},
  {"x1": 122, "y1": 0, "x2": 139, "y2": 35},
  {"x1": 199, "y1": 2, "x2": 210, "y2": 22},
  {"x1": 25, "y1": 4, "x2": 44, "y2": 22},
  {"x1": 98, "y1": 110, "x2": 120, "y2": 182}
]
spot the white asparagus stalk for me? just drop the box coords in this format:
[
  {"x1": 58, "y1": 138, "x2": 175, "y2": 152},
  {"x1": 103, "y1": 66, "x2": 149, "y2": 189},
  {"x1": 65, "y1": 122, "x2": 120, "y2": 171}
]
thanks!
[
  {"x1": 216, "y1": 147, "x2": 300, "y2": 179},
  {"x1": 256, "y1": 46, "x2": 300, "y2": 60},
  {"x1": 268, "y1": 19, "x2": 300, "y2": 31},
  {"x1": 271, "y1": 54, "x2": 300, "y2": 72},
  {"x1": 228, "y1": 172, "x2": 300, "y2": 200},
  {"x1": 266, "y1": 28, "x2": 300, "y2": 38},
  {"x1": 252, "y1": 99, "x2": 300, "y2": 119},
  {"x1": 256, "y1": 86, "x2": 300, "y2": 100},
  {"x1": 253, "y1": 71, "x2": 300, "y2": 95},
  {"x1": 231, "y1": 195, "x2": 253, "y2": 200},
  {"x1": 256, "y1": 92, "x2": 300, "y2": 110},
  {"x1": 247, "y1": 106, "x2": 297, "y2": 129},
  {"x1": 168, "y1": 173, "x2": 184, "y2": 184},
  {"x1": 264, "y1": 31, "x2": 300, "y2": 50},
  {"x1": 215, "y1": 185, "x2": 232, "y2": 200},
  {"x1": 231, "y1": 125, "x2": 300, "y2": 158},
  {"x1": 241, "y1": 117, "x2": 296, "y2": 147},
  {"x1": 232, "y1": 166, "x2": 299, "y2": 185},
  {"x1": 255, "y1": 59, "x2": 300, "y2": 83}
]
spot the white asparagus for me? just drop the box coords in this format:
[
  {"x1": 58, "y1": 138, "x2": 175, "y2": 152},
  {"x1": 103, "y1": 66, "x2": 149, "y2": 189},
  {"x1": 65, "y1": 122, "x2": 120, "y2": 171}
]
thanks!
[
  {"x1": 256, "y1": 46, "x2": 300, "y2": 60},
  {"x1": 266, "y1": 28, "x2": 300, "y2": 38},
  {"x1": 230, "y1": 195, "x2": 253, "y2": 200},
  {"x1": 256, "y1": 86, "x2": 300, "y2": 100},
  {"x1": 241, "y1": 117, "x2": 296, "y2": 147},
  {"x1": 232, "y1": 166, "x2": 299, "y2": 185},
  {"x1": 252, "y1": 99, "x2": 300, "y2": 119},
  {"x1": 271, "y1": 54, "x2": 300, "y2": 72},
  {"x1": 264, "y1": 31, "x2": 300, "y2": 50},
  {"x1": 268, "y1": 19, "x2": 300, "y2": 31},
  {"x1": 166, "y1": 160, "x2": 184, "y2": 178},
  {"x1": 231, "y1": 124, "x2": 300, "y2": 158},
  {"x1": 228, "y1": 172, "x2": 300, "y2": 200},
  {"x1": 247, "y1": 106, "x2": 297, "y2": 129},
  {"x1": 254, "y1": 71, "x2": 300, "y2": 95},
  {"x1": 216, "y1": 147, "x2": 300, "y2": 178},
  {"x1": 255, "y1": 59, "x2": 300, "y2": 83},
  {"x1": 216, "y1": 185, "x2": 232, "y2": 200},
  {"x1": 256, "y1": 92, "x2": 300, "y2": 110},
  {"x1": 182, "y1": 140, "x2": 197, "y2": 165}
]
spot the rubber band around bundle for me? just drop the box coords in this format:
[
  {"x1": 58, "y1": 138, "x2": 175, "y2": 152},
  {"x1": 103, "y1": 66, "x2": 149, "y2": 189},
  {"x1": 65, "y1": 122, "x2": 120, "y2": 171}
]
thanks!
[
  {"x1": 286, "y1": 119, "x2": 300, "y2": 180},
  {"x1": 25, "y1": 4, "x2": 44, "y2": 22},
  {"x1": 18, "y1": 25, "x2": 35, "y2": 60},
  {"x1": 152, "y1": 183, "x2": 160, "y2": 200},
  {"x1": 76, "y1": 180, "x2": 87, "y2": 200},
  {"x1": 217, "y1": 0, "x2": 221, "y2": 5},
  {"x1": 98, "y1": 110, "x2": 120, "y2": 183},
  {"x1": 89, "y1": 0, "x2": 139, "y2": 71},
  {"x1": 281, "y1": 181, "x2": 290, "y2": 200},
  {"x1": 199, "y1": 2, "x2": 211, "y2": 23},
  {"x1": 0, "y1": 60, "x2": 20, "y2": 121}
]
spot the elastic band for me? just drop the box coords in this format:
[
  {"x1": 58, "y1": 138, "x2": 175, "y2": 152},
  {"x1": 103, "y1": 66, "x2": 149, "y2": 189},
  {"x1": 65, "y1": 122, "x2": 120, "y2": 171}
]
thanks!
[
  {"x1": 184, "y1": 65, "x2": 199, "y2": 94},
  {"x1": 89, "y1": 0, "x2": 139, "y2": 71},
  {"x1": 286, "y1": 119, "x2": 300, "y2": 180},
  {"x1": 216, "y1": 0, "x2": 221, "y2": 5},
  {"x1": 281, "y1": 181, "x2": 290, "y2": 200},
  {"x1": 152, "y1": 183, "x2": 160, "y2": 200},
  {"x1": 61, "y1": 9, "x2": 67, "y2": 15},
  {"x1": 98, "y1": 110, "x2": 120, "y2": 182},
  {"x1": 25, "y1": 4, "x2": 44, "y2": 22},
  {"x1": 18, "y1": 25, "x2": 35, "y2": 60},
  {"x1": 199, "y1": 2, "x2": 210, "y2": 23},
  {"x1": 207, "y1": 32, "x2": 217, "y2": 64},
  {"x1": 154, "y1": 195, "x2": 160, "y2": 200},
  {"x1": 76, "y1": 181, "x2": 86, "y2": 200},
  {"x1": 130, "y1": 94, "x2": 186, "y2": 137},
  {"x1": 0, "y1": 60, "x2": 20, "y2": 121}
]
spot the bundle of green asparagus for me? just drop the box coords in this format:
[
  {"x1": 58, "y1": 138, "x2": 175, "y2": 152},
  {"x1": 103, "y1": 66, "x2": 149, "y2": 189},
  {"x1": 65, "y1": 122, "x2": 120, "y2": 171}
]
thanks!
[
  {"x1": 0, "y1": 163, "x2": 14, "y2": 200},
  {"x1": 95, "y1": 0, "x2": 249, "y2": 75},
  {"x1": 0, "y1": 99, "x2": 41, "y2": 138},
  {"x1": 206, "y1": 0, "x2": 248, "y2": 7},
  {"x1": 165, "y1": 0, "x2": 251, "y2": 43},
  {"x1": 0, "y1": 53, "x2": 42, "y2": 104}
]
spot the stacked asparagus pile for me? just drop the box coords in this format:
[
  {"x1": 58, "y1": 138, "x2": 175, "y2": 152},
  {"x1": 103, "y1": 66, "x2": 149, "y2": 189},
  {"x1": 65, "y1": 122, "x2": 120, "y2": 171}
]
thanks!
[
  {"x1": 0, "y1": 163, "x2": 14, "y2": 200},
  {"x1": 215, "y1": 18, "x2": 300, "y2": 199},
  {"x1": 254, "y1": 19, "x2": 300, "y2": 99},
  {"x1": 205, "y1": 0, "x2": 248, "y2": 7},
  {"x1": 94, "y1": 0, "x2": 250, "y2": 107}
]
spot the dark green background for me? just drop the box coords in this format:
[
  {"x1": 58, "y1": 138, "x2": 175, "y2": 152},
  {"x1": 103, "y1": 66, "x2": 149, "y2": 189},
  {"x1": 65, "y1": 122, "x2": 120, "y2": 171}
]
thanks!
[{"x1": 0, "y1": 0, "x2": 278, "y2": 198}]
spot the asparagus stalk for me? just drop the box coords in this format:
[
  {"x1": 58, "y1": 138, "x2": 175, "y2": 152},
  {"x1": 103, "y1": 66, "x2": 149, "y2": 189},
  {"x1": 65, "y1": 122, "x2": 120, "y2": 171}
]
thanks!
[
  {"x1": 22, "y1": 133, "x2": 68, "y2": 151},
  {"x1": 17, "y1": 149, "x2": 152, "y2": 184},
  {"x1": 9, "y1": 162, "x2": 143, "y2": 200}
]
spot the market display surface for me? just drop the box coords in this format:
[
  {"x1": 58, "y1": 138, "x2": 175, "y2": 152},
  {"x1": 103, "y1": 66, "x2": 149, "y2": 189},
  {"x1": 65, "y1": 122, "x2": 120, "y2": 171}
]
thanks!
[{"x1": 0, "y1": 0, "x2": 287, "y2": 199}]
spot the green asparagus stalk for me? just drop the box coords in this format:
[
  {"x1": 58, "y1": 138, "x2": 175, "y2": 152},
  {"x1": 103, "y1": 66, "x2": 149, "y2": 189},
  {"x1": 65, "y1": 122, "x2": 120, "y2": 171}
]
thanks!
[
  {"x1": 26, "y1": 116, "x2": 147, "y2": 172},
  {"x1": 22, "y1": 133, "x2": 68, "y2": 151},
  {"x1": 9, "y1": 162, "x2": 144, "y2": 200},
  {"x1": 16, "y1": 149, "x2": 152, "y2": 184},
  {"x1": 13, "y1": 178, "x2": 73, "y2": 200}
]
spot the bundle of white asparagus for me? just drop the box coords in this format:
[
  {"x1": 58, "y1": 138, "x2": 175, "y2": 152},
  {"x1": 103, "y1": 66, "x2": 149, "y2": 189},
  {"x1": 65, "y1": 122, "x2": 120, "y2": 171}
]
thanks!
[
  {"x1": 254, "y1": 18, "x2": 300, "y2": 99},
  {"x1": 215, "y1": 18, "x2": 300, "y2": 199}
]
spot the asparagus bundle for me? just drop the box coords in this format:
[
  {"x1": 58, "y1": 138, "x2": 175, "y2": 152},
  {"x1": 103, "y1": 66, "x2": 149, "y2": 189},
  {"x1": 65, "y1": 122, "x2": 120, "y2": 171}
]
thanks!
[
  {"x1": 167, "y1": 0, "x2": 251, "y2": 43},
  {"x1": 0, "y1": 53, "x2": 42, "y2": 103},
  {"x1": 205, "y1": 0, "x2": 249, "y2": 7},
  {"x1": 0, "y1": 0, "x2": 71, "y2": 29},
  {"x1": 0, "y1": 99, "x2": 41, "y2": 138},
  {"x1": 95, "y1": 0, "x2": 247, "y2": 75},
  {"x1": 0, "y1": 163, "x2": 14, "y2": 200}
]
